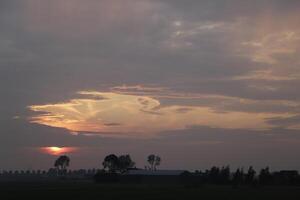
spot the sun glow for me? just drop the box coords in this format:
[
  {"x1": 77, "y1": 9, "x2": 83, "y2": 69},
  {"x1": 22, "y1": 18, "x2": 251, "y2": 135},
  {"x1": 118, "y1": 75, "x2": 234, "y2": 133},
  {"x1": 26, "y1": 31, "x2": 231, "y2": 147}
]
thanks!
[{"x1": 40, "y1": 147, "x2": 77, "y2": 156}]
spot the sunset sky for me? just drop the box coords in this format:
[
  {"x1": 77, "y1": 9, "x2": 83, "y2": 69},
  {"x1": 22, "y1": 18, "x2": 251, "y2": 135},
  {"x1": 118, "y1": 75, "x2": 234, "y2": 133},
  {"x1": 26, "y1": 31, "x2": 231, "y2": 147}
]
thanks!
[{"x1": 1, "y1": 0, "x2": 300, "y2": 171}]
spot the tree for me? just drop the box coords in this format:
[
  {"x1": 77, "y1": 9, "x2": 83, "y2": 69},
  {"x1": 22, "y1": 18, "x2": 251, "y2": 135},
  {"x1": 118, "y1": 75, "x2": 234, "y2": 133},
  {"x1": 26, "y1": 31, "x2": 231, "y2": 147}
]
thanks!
[
  {"x1": 102, "y1": 154, "x2": 119, "y2": 172},
  {"x1": 245, "y1": 166, "x2": 256, "y2": 184},
  {"x1": 220, "y1": 166, "x2": 230, "y2": 184},
  {"x1": 54, "y1": 155, "x2": 70, "y2": 171},
  {"x1": 259, "y1": 167, "x2": 272, "y2": 185},
  {"x1": 147, "y1": 154, "x2": 161, "y2": 170},
  {"x1": 147, "y1": 154, "x2": 155, "y2": 170},
  {"x1": 208, "y1": 166, "x2": 220, "y2": 183},
  {"x1": 232, "y1": 168, "x2": 244, "y2": 186},
  {"x1": 118, "y1": 155, "x2": 135, "y2": 173},
  {"x1": 102, "y1": 154, "x2": 136, "y2": 173},
  {"x1": 154, "y1": 156, "x2": 161, "y2": 170}
]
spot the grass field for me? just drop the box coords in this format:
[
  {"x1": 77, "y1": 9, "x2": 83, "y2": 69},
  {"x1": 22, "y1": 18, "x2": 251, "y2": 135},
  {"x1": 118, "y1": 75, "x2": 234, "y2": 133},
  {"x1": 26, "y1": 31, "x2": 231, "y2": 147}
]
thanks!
[{"x1": 1, "y1": 181, "x2": 300, "y2": 200}]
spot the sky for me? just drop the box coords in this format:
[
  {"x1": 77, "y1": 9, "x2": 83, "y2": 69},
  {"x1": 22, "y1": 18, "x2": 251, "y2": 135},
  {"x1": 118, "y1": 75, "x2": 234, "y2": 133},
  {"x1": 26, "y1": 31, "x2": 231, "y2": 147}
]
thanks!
[{"x1": 1, "y1": 0, "x2": 300, "y2": 171}]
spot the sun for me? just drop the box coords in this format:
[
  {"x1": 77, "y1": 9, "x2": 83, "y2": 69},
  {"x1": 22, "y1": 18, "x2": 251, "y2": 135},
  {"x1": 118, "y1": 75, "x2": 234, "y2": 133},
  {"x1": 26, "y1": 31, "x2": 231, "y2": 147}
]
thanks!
[
  {"x1": 49, "y1": 147, "x2": 63, "y2": 154},
  {"x1": 40, "y1": 146, "x2": 77, "y2": 156}
]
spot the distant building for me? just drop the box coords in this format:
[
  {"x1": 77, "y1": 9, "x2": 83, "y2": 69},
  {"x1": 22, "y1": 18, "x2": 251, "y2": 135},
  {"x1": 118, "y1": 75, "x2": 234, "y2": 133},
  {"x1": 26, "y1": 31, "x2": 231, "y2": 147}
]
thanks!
[
  {"x1": 116, "y1": 169, "x2": 187, "y2": 184},
  {"x1": 125, "y1": 169, "x2": 186, "y2": 176},
  {"x1": 278, "y1": 170, "x2": 299, "y2": 177},
  {"x1": 272, "y1": 170, "x2": 299, "y2": 185}
]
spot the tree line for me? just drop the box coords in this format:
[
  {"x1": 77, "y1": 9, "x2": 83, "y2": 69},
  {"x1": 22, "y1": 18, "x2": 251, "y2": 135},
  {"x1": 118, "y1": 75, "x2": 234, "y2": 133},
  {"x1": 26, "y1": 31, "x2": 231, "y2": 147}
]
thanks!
[
  {"x1": 1, "y1": 154, "x2": 300, "y2": 186},
  {"x1": 52, "y1": 154, "x2": 161, "y2": 173},
  {"x1": 181, "y1": 166, "x2": 300, "y2": 186}
]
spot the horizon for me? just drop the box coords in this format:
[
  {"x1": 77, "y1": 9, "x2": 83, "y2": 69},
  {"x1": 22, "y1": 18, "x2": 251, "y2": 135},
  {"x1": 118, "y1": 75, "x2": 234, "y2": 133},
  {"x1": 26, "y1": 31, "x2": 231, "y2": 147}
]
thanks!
[
  {"x1": 1, "y1": 0, "x2": 300, "y2": 171},
  {"x1": 0, "y1": 151, "x2": 298, "y2": 173}
]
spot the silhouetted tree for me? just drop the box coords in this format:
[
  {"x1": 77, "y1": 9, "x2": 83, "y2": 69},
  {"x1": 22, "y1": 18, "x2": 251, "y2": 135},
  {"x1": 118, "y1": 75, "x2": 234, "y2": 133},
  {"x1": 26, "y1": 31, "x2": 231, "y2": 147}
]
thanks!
[
  {"x1": 54, "y1": 155, "x2": 70, "y2": 171},
  {"x1": 147, "y1": 154, "x2": 155, "y2": 170},
  {"x1": 102, "y1": 154, "x2": 136, "y2": 173},
  {"x1": 259, "y1": 167, "x2": 272, "y2": 185},
  {"x1": 147, "y1": 154, "x2": 161, "y2": 170},
  {"x1": 245, "y1": 166, "x2": 256, "y2": 185},
  {"x1": 48, "y1": 168, "x2": 58, "y2": 176},
  {"x1": 220, "y1": 166, "x2": 230, "y2": 184},
  {"x1": 154, "y1": 156, "x2": 161, "y2": 170},
  {"x1": 232, "y1": 168, "x2": 244, "y2": 187},
  {"x1": 208, "y1": 166, "x2": 220, "y2": 183},
  {"x1": 118, "y1": 154, "x2": 135, "y2": 173},
  {"x1": 103, "y1": 154, "x2": 119, "y2": 172}
]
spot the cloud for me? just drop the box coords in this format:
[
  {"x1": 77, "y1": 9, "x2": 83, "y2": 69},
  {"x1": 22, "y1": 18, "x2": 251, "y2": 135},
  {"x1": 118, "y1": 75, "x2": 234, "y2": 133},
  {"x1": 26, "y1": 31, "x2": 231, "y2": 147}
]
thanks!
[
  {"x1": 104, "y1": 123, "x2": 122, "y2": 127},
  {"x1": 1, "y1": 0, "x2": 300, "y2": 169},
  {"x1": 267, "y1": 115, "x2": 300, "y2": 129},
  {"x1": 1, "y1": 0, "x2": 300, "y2": 103},
  {"x1": 28, "y1": 89, "x2": 296, "y2": 137},
  {"x1": 241, "y1": 31, "x2": 300, "y2": 64},
  {"x1": 232, "y1": 69, "x2": 299, "y2": 81}
]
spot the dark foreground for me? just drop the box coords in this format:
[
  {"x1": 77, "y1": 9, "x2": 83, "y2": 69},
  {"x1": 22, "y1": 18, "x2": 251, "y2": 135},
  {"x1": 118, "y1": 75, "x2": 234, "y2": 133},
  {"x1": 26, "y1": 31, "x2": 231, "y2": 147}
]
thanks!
[{"x1": 1, "y1": 181, "x2": 300, "y2": 200}]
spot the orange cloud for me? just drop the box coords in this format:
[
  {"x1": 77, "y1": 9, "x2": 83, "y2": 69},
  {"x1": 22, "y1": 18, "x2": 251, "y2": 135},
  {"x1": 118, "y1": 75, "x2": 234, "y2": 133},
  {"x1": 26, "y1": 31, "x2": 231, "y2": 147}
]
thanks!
[{"x1": 28, "y1": 90, "x2": 293, "y2": 137}]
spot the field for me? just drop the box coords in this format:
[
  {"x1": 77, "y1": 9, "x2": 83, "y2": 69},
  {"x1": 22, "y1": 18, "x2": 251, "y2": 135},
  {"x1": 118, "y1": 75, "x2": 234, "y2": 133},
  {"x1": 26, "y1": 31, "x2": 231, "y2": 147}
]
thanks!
[{"x1": 1, "y1": 181, "x2": 300, "y2": 200}]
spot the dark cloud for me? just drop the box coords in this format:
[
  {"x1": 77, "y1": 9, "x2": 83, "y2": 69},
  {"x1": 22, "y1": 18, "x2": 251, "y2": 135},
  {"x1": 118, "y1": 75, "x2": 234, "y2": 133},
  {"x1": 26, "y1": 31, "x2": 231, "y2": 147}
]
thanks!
[
  {"x1": 104, "y1": 123, "x2": 122, "y2": 127},
  {"x1": 267, "y1": 115, "x2": 300, "y2": 128},
  {"x1": 164, "y1": 0, "x2": 300, "y2": 21}
]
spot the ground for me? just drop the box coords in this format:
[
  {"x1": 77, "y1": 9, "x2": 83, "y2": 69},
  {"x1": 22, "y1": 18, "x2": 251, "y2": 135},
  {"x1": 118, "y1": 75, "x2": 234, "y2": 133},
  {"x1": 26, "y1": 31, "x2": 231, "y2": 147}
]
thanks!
[{"x1": 1, "y1": 181, "x2": 300, "y2": 200}]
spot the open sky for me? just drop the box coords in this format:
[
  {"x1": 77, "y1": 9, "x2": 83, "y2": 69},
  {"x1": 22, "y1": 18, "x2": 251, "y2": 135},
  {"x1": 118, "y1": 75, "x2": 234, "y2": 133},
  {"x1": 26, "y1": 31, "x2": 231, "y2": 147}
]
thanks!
[{"x1": 1, "y1": 0, "x2": 300, "y2": 171}]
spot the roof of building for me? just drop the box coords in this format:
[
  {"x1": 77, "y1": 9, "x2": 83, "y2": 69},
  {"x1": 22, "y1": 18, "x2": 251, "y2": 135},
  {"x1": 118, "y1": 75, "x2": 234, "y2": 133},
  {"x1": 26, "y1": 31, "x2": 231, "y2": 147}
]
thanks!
[{"x1": 125, "y1": 169, "x2": 186, "y2": 176}]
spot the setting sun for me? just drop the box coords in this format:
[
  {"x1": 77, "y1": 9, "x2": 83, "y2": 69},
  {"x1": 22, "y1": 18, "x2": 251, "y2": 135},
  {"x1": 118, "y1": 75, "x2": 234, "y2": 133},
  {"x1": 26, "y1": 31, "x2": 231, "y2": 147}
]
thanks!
[{"x1": 40, "y1": 147, "x2": 77, "y2": 156}]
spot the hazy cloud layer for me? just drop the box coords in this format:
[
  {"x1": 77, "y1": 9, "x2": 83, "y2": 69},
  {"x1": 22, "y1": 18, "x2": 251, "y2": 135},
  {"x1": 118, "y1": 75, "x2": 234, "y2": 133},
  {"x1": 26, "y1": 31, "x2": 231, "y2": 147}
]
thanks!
[{"x1": 1, "y1": 0, "x2": 300, "y2": 170}]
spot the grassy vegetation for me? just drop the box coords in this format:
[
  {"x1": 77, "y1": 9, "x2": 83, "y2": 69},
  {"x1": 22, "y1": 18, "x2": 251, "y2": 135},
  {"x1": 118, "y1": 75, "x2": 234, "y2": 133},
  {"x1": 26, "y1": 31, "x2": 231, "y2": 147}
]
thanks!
[{"x1": 1, "y1": 181, "x2": 300, "y2": 200}]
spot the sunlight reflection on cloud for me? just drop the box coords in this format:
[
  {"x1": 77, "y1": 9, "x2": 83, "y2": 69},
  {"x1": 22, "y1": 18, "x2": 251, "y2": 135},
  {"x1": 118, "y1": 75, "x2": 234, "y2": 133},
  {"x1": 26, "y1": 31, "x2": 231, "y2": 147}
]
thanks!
[{"x1": 28, "y1": 88, "x2": 290, "y2": 137}]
